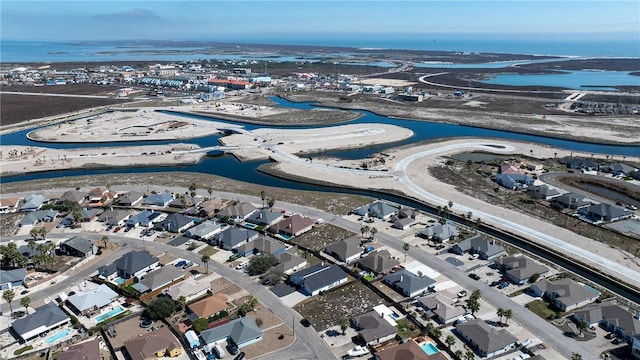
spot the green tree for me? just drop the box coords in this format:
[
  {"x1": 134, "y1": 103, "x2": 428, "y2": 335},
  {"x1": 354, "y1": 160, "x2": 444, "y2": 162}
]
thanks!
[
  {"x1": 176, "y1": 296, "x2": 187, "y2": 310},
  {"x1": 571, "y1": 353, "x2": 582, "y2": 360},
  {"x1": 3, "y1": 289, "x2": 15, "y2": 315},
  {"x1": 201, "y1": 255, "x2": 210, "y2": 274},
  {"x1": 468, "y1": 299, "x2": 480, "y2": 316},
  {"x1": 370, "y1": 227, "x2": 378, "y2": 242},
  {"x1": 403, "y1": 242, "x2": 410, "y2": 263},
  {"x1": 454, "y1": 350, "x2": 464, "y2": 360},
  {"x1": 263, "y1": 267, "x2": 285, "y2": 286},
  {"x1": 528, "y1": 273, "x2": 540, "y2": 283},
  {"x1": 474, "y1": 218, "x2": 482, "y2": 234},
  {"x1": 470, "y1": 289, "x2": 482, "y2": 302},
  {"x1": 496, "y1": 308, "x2": 505, "y2": 325},
  {"x1": 247, "y1": 253, "x2": 278, "y2": 276},
  {"x1": 504, "y1": 309, "x2": 513, "y2": 325},
  {"x1": 207, "y1": 187, "x2": 213, "y2": 200},
  {"x1": 430, "y1": 327, "x2": 442, "y2": 340},
  {"x1": 71, "y1": 207, "x2": 83, "y2": 226},
  {"x1": 101, "y1": 235, "x2": 110, "y2": 250},
  {"x1": 192, "y1": 318, "x2": 209, "y2": 333},
  {"x1": 465, "y1": 349, "x2": 475, "y2": 360},
  {"x1": 360, "y1": 226, "x2": 370, "y2": 240},
  {"x1": 29, "y1": 228, "x2": 40, "y2": 241},
  {"x1": 38, "y1": 227, "x2": 47, "y2": 240},
  {"x1": 260, "y1": 190, "x2": 267, "y2": 208},
  {"x1": 339, "y1": 316, "x2": 350, "y2": 335},
  {"x1": 188, "y1": 182, "x2": 197, "y2": 197},
  {"x1": 445, "y1": 335, "x2": 456, "y2": 348},
  {"x1": 145, "y1": 297, "x2": 176, "y2": 319},
  {"x1": 0, "y1": 243, "x2": 28, "y2": 268},
  {"x1": 240, "y1": 296, "x2": 258, "y2": 315},
  {"x1": 267, "y1": 197, "x2": 275, "y2": 209},
  {"x1": 20, "y1": 296, "x2": 31, "y2": 313}
]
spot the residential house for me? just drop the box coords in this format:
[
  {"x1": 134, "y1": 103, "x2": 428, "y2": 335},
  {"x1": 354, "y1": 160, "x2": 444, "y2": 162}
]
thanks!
[
  {"x1": 274, "y1": 250, "x2": 307, "y2": 274},
  {"x1": 58, "y1": 190, "x2": 86, "y2": 205},
  {"x1": 213, "y1": 227, "x2": 259, "y2": 250},
  {"x1": 132, "y1": 266, "x2": 186, "y2": 293},
  {"x1": 66, "y1": 284, "x2": 119, "y2": 316},
  {"x1": 494, "y1": 255, "x2": 549, "y2": 285},
  {"x1": 500, "y1": 163, "x2": 522, "y2": 175},
  {"x1": 527, "y1": 162, "x2": 544, "y2": 171},
  {"x1": 383, "y1": 269, "x2": 436, "y2": 298},
  {"x1": 0, "y1": 268, "x2": 26, "y2": 290},
  {"x1": 168, "y1": 195, "x2": 200, "y2": 209},
  {"x1": 19, "y1": 194, "x2": 49, "y2": 212},
  {"x1": 154, "y1": 213, "x2": 196, "y2": 233},
  {"x1": 0, "y1": 197, "x2": 20, "y2": 213},
  {"x1": 553, "y1": 192, "x2": 592, "y2": 210},
  {"x1": 529, "y1": 278, "x2": 600, "y2": 312},
  {"x1": 572, "y1": 302, "x2": 640, "y2": 341},
  {"x1": 418, "y1": 292, "x2": 466, "y2": 325},
  {"x1": 185, "y1": 220, "x2": 224, "y2": 240},
  {"x1": 602, "y1": 163, "x2": 638, "y2": 177},
  {"x1": 352, "y1": 310, "x2": 397, "y2": 346},
  {"x1": 375, "y1": 340, "x2": 439, "y2": 360},
  {"x1": 58, "y1": 339, "x2": 101, "y2": 360},
  {"x1": 451, "y1": 235, "x2": 505, "y2": 260},
  {"x1": 199, "y1": 198, "x2": 233, "y2": 218},
  {"x1": 529, "y1": 185, "x2": 561, "y2": 200},
  {"x1": 579, "y1": 203, "x2": 632, "y2": 222},
  {"x1": 497, "y1": 173, "x2": 534, "y2": 190},
  {"x1": 300, "y1": 265, "x2": 349, "y2": 296},
  {"x1": 289, "y1": 263, "x2": 330, "y2": 286},
  {"x1": 98, "y1": 210, "x2": 131, "y2": 226},
  {"x1": 354, "y1": 200, "x2": 399, "y2": 220},
  {"x1": 391, "y1": 217, "x2": 414, "y2": 230},
  {"x1": 164, "y1": 278, "x2": 211, "y2": 302},
  {"x1": 115, "y1": 190, "x2": 144, "y2": 207},
  {"x1": 60, "y1": 208, "x2": 100, "y2": 226},
  {"x1": 236, "y1": 237, "x2": 287, "y2": 257},
  {"x1": 124, "y1": 327, "x2": 183, "y2": 360},
  {"x1": 59, "y1": 235, "x2": 97, "y2": 258},
  {"x1": 187, "y1": 293, "x2": 228, "y2": 319},
  {"x1": 11, "y1": 302, "x2": 70, "y2": 342},
  {"x1": 357, "y1": 250, "x2": 400, "y2": 275},
  {"x1": 563, "y1": 158, "x2": 598, "y2": 172},
  {"x1": 98, "y1": 250, "x2": 159, "y2": 280},
  {"x1": 324, "y1": 236, "x2": 362, "y2": 264},
  {"x1": 268, "y1": 215, "x2": 315, "y2": 238},
  {"x1": 216, "y1": 202, "x2": 257, "y2": 223},
  {"x1": 200, "y1": 317, "x2": 263, "y2": 351},
  {"x1": 125, "y1": 210, "x2": 157, "y2": 228},
  {"x1": 246, "y1": 209, "x2": 284, "y2": 227},
  {"x1": 455, "y1": 319, "x2": 517, "y2": 358},
  {"x1": 142, "y1": 193, "x2": 173, "y2": 207},
  {"x1": 87, "y1": 188, "x2": 113, "y2": 207},
  {"x1": 20, "y1": 209, "x2": 57, "y2": 227},
  {"x1": 419, "y1": 224, "x2": 459, "y2": 243}
]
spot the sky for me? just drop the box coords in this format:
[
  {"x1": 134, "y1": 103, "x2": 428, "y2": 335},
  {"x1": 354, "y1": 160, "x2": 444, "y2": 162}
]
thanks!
[{"x1": 2, "y1": 0, "x2": 639, "y2": 42}]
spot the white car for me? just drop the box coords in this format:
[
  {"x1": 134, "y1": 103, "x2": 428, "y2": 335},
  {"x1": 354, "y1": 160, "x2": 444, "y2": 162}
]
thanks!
[
  {"x1": 315, "y1": 218, "x2": 325, "y2": 224},
  {"x1": 455, "y1": 314, "x2": 475, "y2": 324}
]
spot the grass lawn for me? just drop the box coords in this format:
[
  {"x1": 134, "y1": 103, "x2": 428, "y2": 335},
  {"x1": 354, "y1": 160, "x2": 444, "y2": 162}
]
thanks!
[
  {"x1": 526, "y1": 299, "x2": 558, "y2": 320},
  {"x1": 198, "y1": 245, "x2": 219, "y2": 257},
  {"x1": 396, "y1": 318, "x2": 420, "y2": 339},
  {"x1": 364, "y1": 274, "x2": 375, "y2": 281}
]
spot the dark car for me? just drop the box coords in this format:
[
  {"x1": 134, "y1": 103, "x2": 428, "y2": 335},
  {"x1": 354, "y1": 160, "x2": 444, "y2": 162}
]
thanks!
[
  {"x1": 20, "y1": 289, "x2": 30, "y2": 295},
  {"x1": 469, "y1": 273, "x2": 481, "y2": 280},
  {"x1": 300, "y1": 319, "x2": 311, "y2": 327},
  {"x1": 234, "y1": 352, "x2": 245, "y2": 360},
  {"x1": 227, "y1": 342, "x2": 239, "y2": 355},
  {"x1": 435, "y1": 244, "x2": 446, "y2": 250}
]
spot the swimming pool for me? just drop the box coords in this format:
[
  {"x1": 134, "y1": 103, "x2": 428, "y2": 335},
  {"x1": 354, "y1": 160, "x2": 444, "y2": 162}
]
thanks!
[
  {"x1": 113, "y1": 277, "x2": 126, "y2": 285},
  {"x1": 243, "y1": 223, "x2": 258, "y2": 229},
  {"x1": 420, "y1": 342, "x2": 439, "y2": 356},
  {"x1": 95, "y1": 306, "x2": 125, "y2": 323},
  {"x1": 45, "y1": 329, "x2": 71, "y2": 344},
  {"x1": 278, "y1": 234, "x2": 292, "y2": 241}
]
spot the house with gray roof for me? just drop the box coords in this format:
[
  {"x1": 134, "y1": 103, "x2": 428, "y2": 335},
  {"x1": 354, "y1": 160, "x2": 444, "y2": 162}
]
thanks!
[
  {"x1": 236, "y1": 237, "x2": 287, "y2": 257},
  {"x1": 60, "y1": 235, "x2": 97, "y2": 258},
  {"x1": 132, "y1": 266, "x2": 185, "y2": 293},
  {"x1": 572, "y1": 302, "x2": 640, "y2": 341},
  {"x1": 383, "y1": 269, "x2": 436, "y2": 298},
  {"x1": 357, "y1": 250, "x2": 400, "y2": 274},
  {"x1": 530, "y1": 278, "x2": 600, "y2": 312},
  {"x1": 20, "y1": 209, "x2": 57, "y2": 227},
  {"x1": 497, "y1": 173, "x2": 534, "y2": 190},
  {"x1": 324, "y1": 236, "x2": 362, "y2": 264},
  {"x1": 98, "y1": 250, "x2": 159, "y2": 280},
  {"x1": 98, "y1": 210, "x2": 131, "y2": 226},
  {"x1": 58, "y1": 190, "x2": 87, "y2": 205},
  {"x1": 456, "y1": 319, "x2": 517, "y2": 358},
  {"x1": 200, "y1": 317, "x2": 263, "y2": 352},
  {"x1": 213, "y1": 227, "x2": 259, "y2": 250},
  {"x1": 563, "y1": 158, "x2": 598, "y2": 172},
  {"x1": 353, "y1": 310, "x2": 397, "y2": 346},
  {"x1": 0, "y1": 268, "x2": 26, "y2": 290},
  {"x1": 142, "y1": 193, "x2": 173, "y2": 207},
  {"x1": 168, "y1": 195, "x2": 200, "y2": 209},
  {"x1": 125, "y1": 210, "x2": 156, "y2": 228},
  {"x1": 301, "y1": 265, "x2": 348, "y2": 296},
  {"x1": 154, "y1": 213, "x2": 196, "y2": 233},
  {"x1": 553, "y1": 193, "x2": 592, "y2": 210},
  {"x1": 451, "y1": 235, "x2": 505, "y2": 260},
  {"x1": 391, "y1": 217, "x2": 414, "y2": 230},
  {"x1": 60, "y1": 208, "x2": 100, "y2": 226},
  {"x1": 580, "y1": 203, "x2": 633, "y2": 222},
  {"x1": 418, "y1": 292, "x2": 466, "y2": 325},
  {"x1": 289, "y1": 263, "x2": 330, "y2": 286},
  {"x1": 216, "y1": 202, "x2": 257, "y2": 223},
  {"x1": 275, "y1": 250, "x2": 307, "y2": 274},
  {"x1": 419, "y1": 224, "x2": 459, "y2": 243},
  {"x1": 185, "y1": 220, "x2": 224, "y2": 240},
  {"x1": 66, "y1": 284, "x2": 118, "y2": 316},
  {"x1": 19, "y1": 194, "x2": 49, "y2": 212},
  {"x1": 246, "y1": 209, "x2": 284, "y2": 227},
  {"x1": 495, "y1": 254, "x2": 549, "y2": 285},
  {"x1": 354, "y1": 200, "x2": 399, "y2": 220},
  {"x1": 115, "y1": 190, "x2": 144, "y2": 207},
  {"x1": 11, "y1": 302, "x2": 70, "y2": 342},
  {"x1": 602, "y1": 163, "x2": 638, "y2": 177},
  {"x1": 529, "y1": 185, "x2": 561, "y2": 200}
]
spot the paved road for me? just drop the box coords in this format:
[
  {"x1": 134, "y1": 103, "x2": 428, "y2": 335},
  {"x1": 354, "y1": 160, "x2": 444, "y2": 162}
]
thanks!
[{"x1": 0, "y1": 91, "x2": 147, "y2": 101}]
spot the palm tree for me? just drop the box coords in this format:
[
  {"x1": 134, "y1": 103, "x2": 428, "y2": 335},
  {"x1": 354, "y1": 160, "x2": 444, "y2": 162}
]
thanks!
[
  {"x1": 403, "y1": 242, "x2": 410, "y2": 263},
  {"x1": 339, "y1": 316, "x2": 350, "y2": 335},
  {"x1": 201, "y1": 255, "x2": 210, "y2": 274},
  {"x1": 571, "y1": 353, "x2": 582, "y2": 360},
  {"x1": 496, "y1": 308, "x2": 505, "y2": 325},
  {"x1": 29, "y1": 228, "x2": 39, "y2": 241},
  {"x1": 504, "y1": 309, "x2": 513, "y2": 326},
  {"x1": 37, "y1": 227, "x2": 47, "y2": 241},
  {"x1": 468, "y1": 299, "x2": 480, "y2": 316},
  {"x1": 260, "y1": 190, "x2": 267, "y2": 208},
  {"x1": 188, "y1": 182, "x2": 197, "y2": 197},
  {"x1": 360, "y1": 226, "x2": 370, "y2": 240},
  {"x1": 465, "y1": 349, "x2": 475, "y2": 360},
  {"x1": 3, "y1": 289, "x2": 15, "y2": 315},
  {"x1": 177, "y1": 296, "x2": 187, "y2": 310},
  {"x1": 21, "y1": 296, "x2": 31, "y2": 313},
  {"x1": 370, "y1": 227, "x2": 378, "y2": 242},
  {"x1": 445, "y1": 335, "x2": 456, "y2": 348},
  {"x1": 101, "y1": 235, "x2": 110, "y2": 249},
  {"x1": 448, "y1": 200, "x2": 454, "y2": 212},
  {"x1": 474, "y1": 218, "x2": 482, "y2": 234},
  {"x1": 454, "y1": 350, "x2": 464, "y2": 360},
  {"x1": 267, "y1": 197, "x2": 275, "y2": 209},
  {"x1": 207, "y1": 187, "x2": 213, "y2": 200},
  {"x1": 470, "y1": 289, "x2": 482, "y2": 302},
  {"x1": 466, "y1": 211, "x2": 473, "y2": 220},
  {"x1": 430, "y1": 328, "x2": 442, "y2": 341}
]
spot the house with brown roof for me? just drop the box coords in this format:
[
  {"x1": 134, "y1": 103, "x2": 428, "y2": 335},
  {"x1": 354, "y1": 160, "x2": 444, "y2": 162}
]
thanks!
[
  {"x1": 123, "y1": 327, "x2": 182, "y2": 360},
  {"x1": 357, "y1": 250, "x2": 400, "y2": 275},
  {"x1": 199, "y1": 198, "x2": 233, "y2": 218},
  {"x1": 58, "y1": 339, "x2": 101, "y2": 360},
  {"x1": 87, "y1": 188, "x2": 114, "y2": 207},
  {"x1": 376, "y1": 340, "x2": 447, "y2": 360},
  {"x1": 0, "y1": 197, "x2": 20, "y2": 213},
  {"x1": 216, "y1": 201, "x2": 257, "y2": 223},
  {"x1": 188, "y1": 293, "x2": 228, "y2": 319},
  {"x1": 268, "y1": 215, "x2": 315, "y2": 238}
]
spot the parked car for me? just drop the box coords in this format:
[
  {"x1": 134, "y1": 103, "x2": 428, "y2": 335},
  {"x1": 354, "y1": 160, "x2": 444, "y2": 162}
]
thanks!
[
  {"x1": 175, "y1": 260, "x2": 187, "y2": 268},
  {"x1": 498, "y1": 282, "x2": 509, "y2": 289},
  {"x1": 455, "y1": 314, "x2": 475, "y2": 324},
  {"x1": 227, "y1": 342, "x2": 239, "y2": 355},
  {"x1": 435, "y1": 244, "x2": 446, "y2": 250},
  {"x1": 113, "y1": 227, "x2": 121, "y2": 233},
  {"x1": 20, "y1": 289, "x2": 30, "y2": 295},
  {"x1": 605, "y1": 333, "x2": 616, "y2": 339},
  {"x1": 469, "y1": 273, "x2": 480, "y2": 280},
  {"x1": 612, "y1": 337, "x2": 626, "y2": 345},
  {"x1": 457, "y1": 290, "x2": 467, "y2": 298},
  {"x1": 234, "y1": 352, "x2": 245, "y2": 360},
  {"x1": 300, "y1": 319, "x2": 311, "y2": 327}
]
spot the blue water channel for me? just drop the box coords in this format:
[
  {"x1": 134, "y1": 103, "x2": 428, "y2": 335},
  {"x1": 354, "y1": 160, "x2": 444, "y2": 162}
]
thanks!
[{"x1": 1, "y1": 96, "x2": 638, "y2": 185}]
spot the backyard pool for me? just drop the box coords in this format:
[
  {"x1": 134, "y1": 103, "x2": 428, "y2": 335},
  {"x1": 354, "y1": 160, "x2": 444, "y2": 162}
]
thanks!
[
  {"x1": 45, "y1": 329, "x2": 71, "y2": 344},
  {"x1": 243, "y1": 223, "x2": 258, "y2": 230},
  {"x1": 95, "y1": 306, "x2": 125, "y2": 323},
  {"x1": 420, "y1": 342, "x2": 439, "y2": 356},
  {"x1": 113, "y1": 277, "x2": 126, "y2": 285}
]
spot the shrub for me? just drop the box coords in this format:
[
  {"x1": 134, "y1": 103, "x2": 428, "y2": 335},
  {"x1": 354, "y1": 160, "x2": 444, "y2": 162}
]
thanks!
[
  {"x1": 14, "y1": 345, "x2": 33, "y2": 355},
  {"x1": 193, "y1": 318, "x2": 209, "y2": 333}
]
